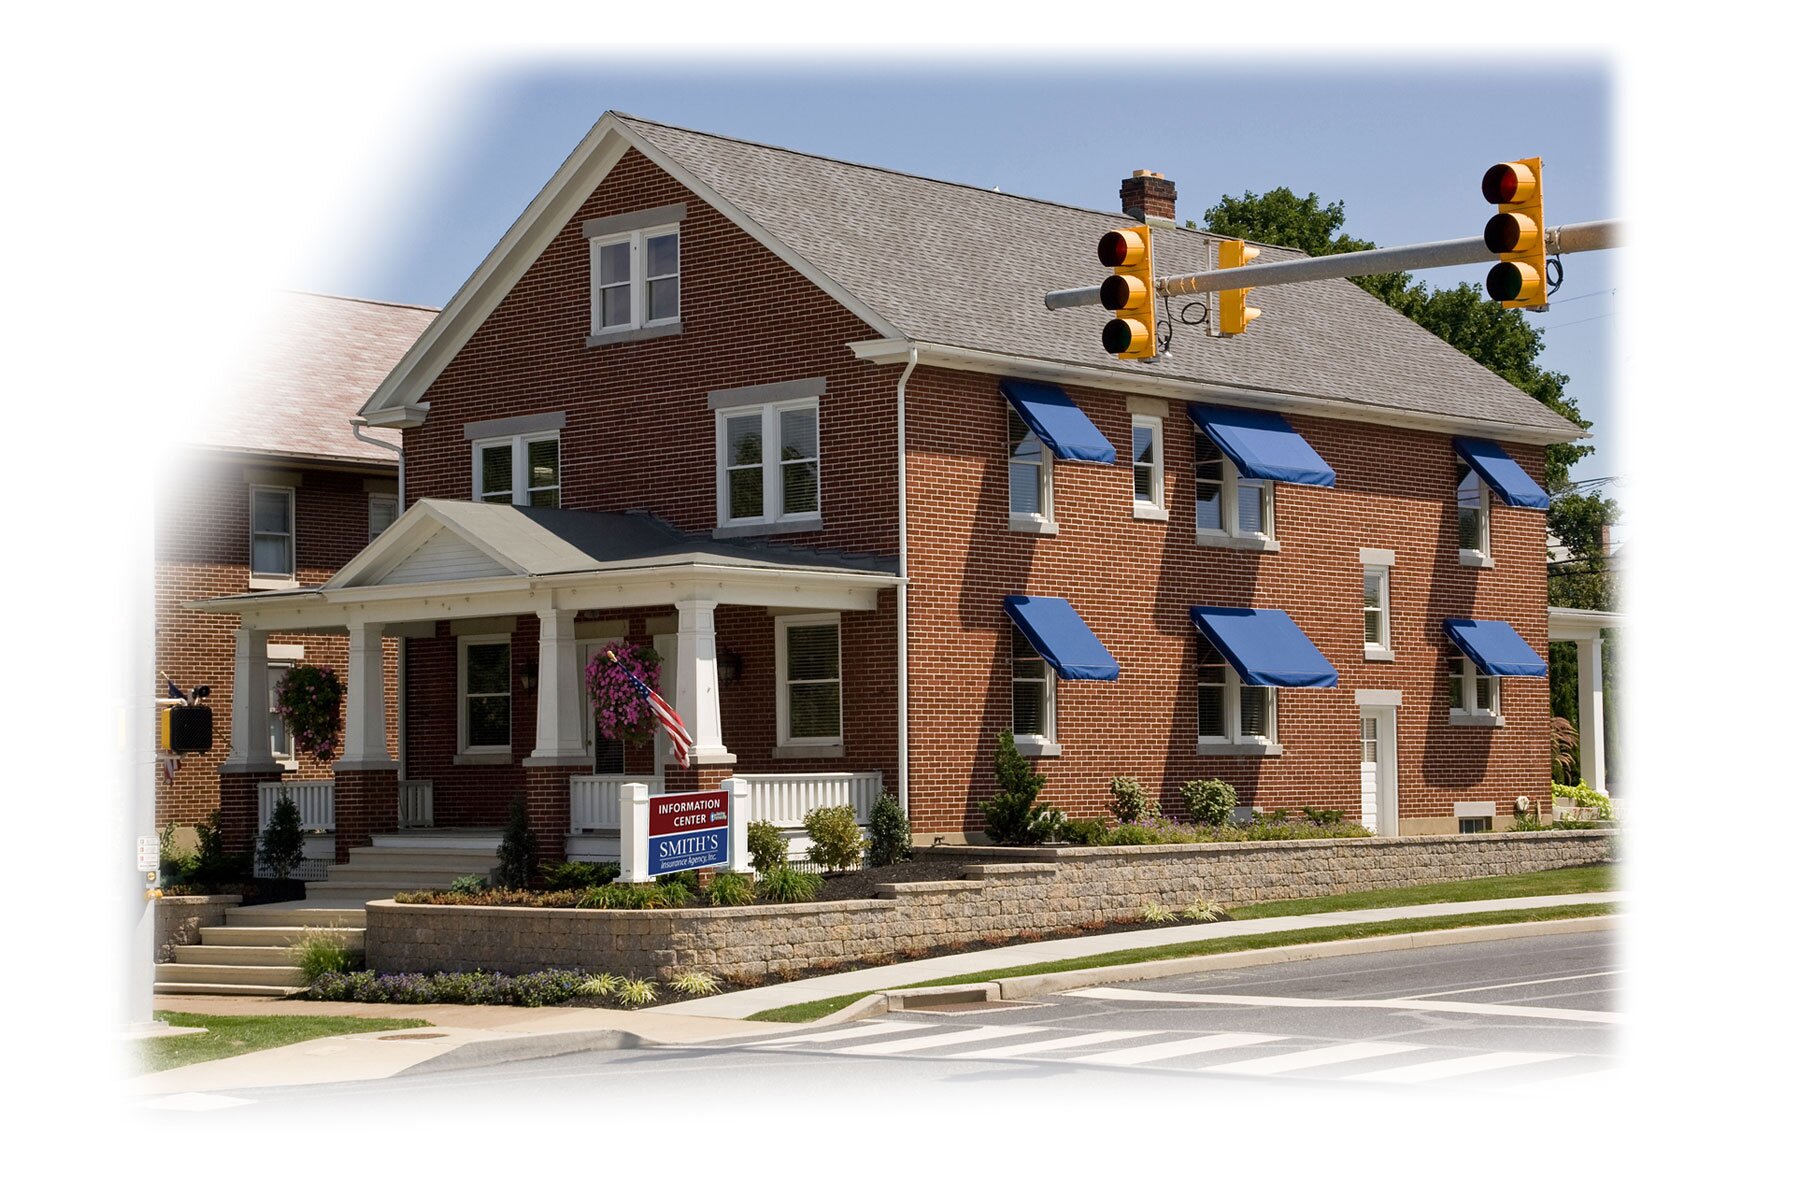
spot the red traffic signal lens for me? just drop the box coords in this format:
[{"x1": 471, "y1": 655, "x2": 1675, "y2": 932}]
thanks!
[
  {"x1": 1098, "y1": 230, "x2": 1131, "y2": 267},
  {"x1": 1482, "y1": 163, "x2": 1519, "y2": 204},
  {"x1": 1485, "y1": 262, "x2": 1525, "y2": 303}
]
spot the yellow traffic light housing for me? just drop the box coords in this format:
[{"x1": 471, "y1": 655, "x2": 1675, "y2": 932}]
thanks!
[
  {"x1": 1217, "y1": 239, "x2": 1261, "y2": 335},
  {"x1": 1482, "y1": 157, "x2": 1546, "y2": 308},
  {"x1": 1098, "y1": 224, "x2": 1156, "y2": 360}
]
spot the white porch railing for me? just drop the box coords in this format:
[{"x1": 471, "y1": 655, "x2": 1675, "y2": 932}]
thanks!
[
  {"x1": 740, "y1": 772, "x2": 885, "y2": 826},
  {"x1": 258, "y1": 780, "x2": 336, "y2": 832},
  {"x1": 398, "y1": 779, "x2": 434, "y2": 828},
  {"x1": 569, "y1": 775, "x2": 661, "y2": 832}
]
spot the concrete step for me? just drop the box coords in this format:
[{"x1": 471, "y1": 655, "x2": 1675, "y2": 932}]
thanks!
[
  {"x1": 200, "y1": 926, "x2": 364, "y2": 948},
  {"x1": 156, "y1": 962, "x2": 310, "y2": 987},
  {"x1": 370, "y1": 830, "x2": 502, "y2": 852},
  {"x1": 299, "y1": 886, "x2": 408, "y2": 905},
  {"x1": 343, "y1": 851, "x2": 499, "y2": 873},
  {"x1": 321, "y1": 865, "x2": 489, "y2": 886},
  {"x1": 223, "y1": 906, "x2": 369, "y2": 928},
  {"x1": 174, "y1": 943, "x2": 363, "y2": 967},
  {"x1": 153, "y1": 981, "x2": 305, "y2": 998}
]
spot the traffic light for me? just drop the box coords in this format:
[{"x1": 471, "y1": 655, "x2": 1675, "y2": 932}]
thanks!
[
  {"x1": 1098, "y1": 224, "x2": 1156, "y2": 360},
  {"x1": 1481, "y1": 157, "x2": 1546, "y2": 308},
  {"x1": 1217, "y1": 239, "x2": 1261, "y2": 335}
]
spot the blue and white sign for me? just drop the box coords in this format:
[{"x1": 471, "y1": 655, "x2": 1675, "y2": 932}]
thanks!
[{"x1": 647, "y1": 788, "x2": 731, "y2": 875}]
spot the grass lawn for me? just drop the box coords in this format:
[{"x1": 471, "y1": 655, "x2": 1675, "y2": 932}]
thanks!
[
  {"x1": 748, "y1": 901, "x2": 1618, "y2": 1023},
  {"x1": 1225, "y1": 864, "x2": 1616, "y2": 920},
  {"x1": 138, "y1": 1011, "x2": 431, "y2": 1074}
]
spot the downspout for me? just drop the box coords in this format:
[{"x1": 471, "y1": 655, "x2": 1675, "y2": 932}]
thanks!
[
  {"x1": 349, "y1": 418, "x2": 406, "y2": 778},
  {"x1": 895, "y1": 347, "x2": 919, "y2": 818},
  {"x1": 349, "y1": 419, "x2": 405, "y2": 514}
]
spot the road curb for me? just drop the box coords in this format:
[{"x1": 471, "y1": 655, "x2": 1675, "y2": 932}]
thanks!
[{"x1": 396, "y1": 1029, "x2": 650, "y2": 1075}]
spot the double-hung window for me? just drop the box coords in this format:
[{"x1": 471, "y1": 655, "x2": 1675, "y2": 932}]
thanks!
[
  {"x1": 1011, "y1": 626, "x2": 1056, "y2": 749},
  {"x1": 1008, "y1": 409, "x2": 1053, "y2": 529},
  {"x1": 589, "y1": 224, "x2": 680, "y2": 336},
  {"x1": 1361, "y1": 550, "x2": 1394, "y2": 661},
  {"x1": 1195, "y1": 432, "x2": 1273, "y2": 544},
  {"x1": 267, "y1": 661, "x2": 295, "y2": 766},
  {"x1": 368, "y1": 494, "x2": 399, "y2": 541},
  {"x1": 716, "y1": 399, "x2": 820, "y2": 528},
  {"x1": 458, "y1": 635, "x2": 513, "y2": 756},
  {"x1": 249, "y1": 485, "x2": 295, "y2": 583},
  {"x1": 472, "y1": 433, "x2": 560, "y2": 507},
  {"x1": 1457, "y1": 465, "x2": 1491, "y2": 566},
  {"x1": 1447, "y1": 652, "x2": 1502, "y2": 725},
  {"x1": 1196, "y1": 639, "x2": 1278, "y2": 751},
  {"x1": 1131, "y1": 415, "x2": 1165, "y2": 519},
  {"x1": 776, "y1": 615, "x2": 841, "y2": 749}
]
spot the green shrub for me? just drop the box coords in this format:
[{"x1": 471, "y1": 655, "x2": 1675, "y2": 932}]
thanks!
[
  {"x1": 1062, "y1": 817, "x2": 1108, "y2": 846},
  {"x1": 803, "y1": 805, "x2": 868, "y2": 872},
  {"x1": 1180, "y1": 779, "x2": 1238, "y2": 826},
  {"x1": 575, "y1": 880, "x2": 694, "y2": 910},
  {"x1": 615, "y1": 977, "x2": 658, "y2": 1008},
  {"x1": 1029, "y1": 805, "x2": 1070, "y2": 843},
  {"x1": 539, "y1": 860, "x2": 620, "y2": 890},
  {"x1": 1103, "y1": 823, "x2": 1157, "y2": 846},
  {"x1": 1512, "y1": 812, "x2": 1550, "y2": 831},
  {"x1": 867, "y1": 792, "x2": 913, "y2": 867},
  {"x1": 1301, "y1": 806, "x2": 1345, "y2": 827},
  {"x1": 257, "y1": 795, "x2": 308, "y2": 880},
  {"x1": 1107, "y1": 776, "x2": 1156, "y2": 824},
  {"x1": 190, "y1": 810, "x2": 248, "y2": 884},
  {"x1": 448, "y1": 874, "x2": 487, "y2": 896},
  {"x1": 496, "y1": 799, "x2": 537, "y2": 889},
  {"x1": 290, "y1": 928, "x2": 358, "y2": 983},
  {"x1": 1140, "y1": 902, "x2": 1176, "y2": 923},
  {"x1": 747, "y1": 819, "x2": 788, "y2": 875},
  {"x1": 1552, "y1": 781, "x2": 1614, "y2": 820},
  {"x1": 669, "y1": 969, "x2": 721, "y2": 997},
  {"x1": 979, "y1": 732, "x2": 1053, "y2": 845},
  {"x1": 758, "y1": 865, "x2": 822, "y2": 903},
  {"x1": 1182, "y1": 899, "x2": 1227, "y2": 923},
  {"x1": 577, "y1": 973, "x2": 621, "y2": 998},
  {"x1": 158, "y1": 823, "x2": 197, "y2": 884},
  {"x1": 703, "y1": 871, "x2": 756, "y2": 906}
]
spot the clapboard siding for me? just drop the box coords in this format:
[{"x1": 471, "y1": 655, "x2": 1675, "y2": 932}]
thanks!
[{"x1": 380, "y1": 528, "x2": 510, "y2": 584}]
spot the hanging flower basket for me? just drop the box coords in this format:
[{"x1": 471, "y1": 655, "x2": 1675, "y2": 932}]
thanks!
[
  {"x1": 584, "y1": 643, "x2": 664, "y2": 746},
  {"x1": 273, "y1": 664, "x2": 343, "y2": 762}
]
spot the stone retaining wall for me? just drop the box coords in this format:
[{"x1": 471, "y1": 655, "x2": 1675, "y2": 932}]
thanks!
[
  {"x1": 154, "y1": 894, "x2": 241, "y2": 963},
  {"x1": 365, "y1": 830, "x2": 1611, "y2": 981}
]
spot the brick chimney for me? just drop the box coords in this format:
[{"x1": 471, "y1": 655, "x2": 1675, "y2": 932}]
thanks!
[{"x1": 1120, "y1": 170, "x2": 1177, "y2": 222}]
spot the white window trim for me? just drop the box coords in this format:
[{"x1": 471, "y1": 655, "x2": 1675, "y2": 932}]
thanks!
[
  {"x1": 1010, "y1": 628, "x2": 1060, "y2": 757},
  {"x1": 470, "y1": 432, "x2": 560, "y2": 507},
  {"x1": 588, "y1": 223, "x2": 680, "y2": 336},
  {"x1": 1195, "y1": 434, "x2": 1278, "y2": 551},
  {"x1": 1447, "y1": 653, "x2": 1505, "y2": 727},
  {"x1": 1458, "y1": 473, "x2": 1494, "y2": 568},
  {"x1": 1131, "y1": 414, "x2": 1167, "y2": 521},
  {"x1": 247, "y1": 484, "x2": 296, "y2": 589},
  {"x1": 368, "y1": 493, "x2": 399, "y2": 542},
  {"x1": 1363, "y1": 563, "x2": 1394, "y2": 661},
  {"x1": 715, "y1": 398, "x2": 822, "y2": 529},
  {"x1": 267, "y1": 659, "x2": 299, "y2": 772},
  {"x1": 1007, "y1": 410, "x2": 1058, "y2": 535},
  {"x1": 1197, "y1": 661, "x2": 1283, "y2": 756},
  {"x1": 456, "y1": 633, "x2": 513, "y2": 759},
  {"x1": 774, "y1": 613, "x2": 843, "y2": 750}
]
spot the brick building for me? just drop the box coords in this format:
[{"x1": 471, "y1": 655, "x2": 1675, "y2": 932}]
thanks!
[
  {"x1": 192, "y1": 113, "x2": 1580, "y2": 863},
  {"x1": 157, "y1": 292, "x2": 435, "y2": 850}
]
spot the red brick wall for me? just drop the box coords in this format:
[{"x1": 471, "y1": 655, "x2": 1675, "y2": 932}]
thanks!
[
  {"x1": 902, "y1": 366, "x2": 1552, "y2": 833},
  {"x1": 154, "y1": 450, "x2": 400, "y2": 828}
]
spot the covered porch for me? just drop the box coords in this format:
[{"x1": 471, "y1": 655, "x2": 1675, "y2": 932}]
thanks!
[
  {"x1": 195, "y1": 499, "x2": 902, "y2": 863},
  {"x1": 1548, "y1": 606, "x2": 1623, "y2": 803}
]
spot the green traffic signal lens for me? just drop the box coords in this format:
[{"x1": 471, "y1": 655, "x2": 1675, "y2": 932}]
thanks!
[
  {"x1": 1102, "y1": 319, "x2": 1135, "y2": 354},
  {"x1": 1485, "y1": 262, "x2": 1524, "y2": 303}
]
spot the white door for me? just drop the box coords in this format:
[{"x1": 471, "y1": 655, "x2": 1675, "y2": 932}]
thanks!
[
  {"x1": 1359, "y1": 716, "x2": 1380, "y2": 832},
  {"x1": 1358, "y1": 706, "x2": 1399, "y2": 836}
]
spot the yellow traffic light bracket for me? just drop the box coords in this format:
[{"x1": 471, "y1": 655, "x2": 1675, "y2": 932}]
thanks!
[
  {"x1": 1482, "y1": 156, "x2": 1547, "y2": 309},
  {"x1": 1216, "y1": 239, "x2": 1261, "y2": 336},
  {"x1": 1098, "y1": 224, "x2": 1157, "y2": 360}
]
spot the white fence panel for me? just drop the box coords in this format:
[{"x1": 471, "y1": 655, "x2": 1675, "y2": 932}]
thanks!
[
  {"x1": 257, "y1": 779, "x2": 336, "y2": 832},
  {"x1": 569, "y1": 775, "x2": 660, "y2": 832},
  {"x1": 398, "y1": 779, "x2": 434, "y2": 828},
  {"x1": 738, "y1": 772, "x2": 884, "y2": 827}
]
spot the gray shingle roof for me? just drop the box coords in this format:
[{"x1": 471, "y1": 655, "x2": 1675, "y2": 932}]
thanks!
[{"x1": 619, "y1": 114, "x2": 1583, "y2": 441}]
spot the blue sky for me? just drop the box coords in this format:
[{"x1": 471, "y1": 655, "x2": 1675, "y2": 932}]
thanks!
[{"x1": 318, "y1": 56, "x2": 1619, "y2": 497}]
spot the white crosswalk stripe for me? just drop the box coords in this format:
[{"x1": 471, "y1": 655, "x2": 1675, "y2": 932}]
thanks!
[
  {"x1": 947, "y1": 1029, "x2": 1150, "y2": 1059},
  {"x1": 1071, "y1": 1031, "x2": 1284, "y2": 1066},
  {"x1": 1346, "y1": 1050, "x2": 1570, "y2": 1083},
  {"x1": 1204, "y1": 1040, "x2": 1425, "y2": 1076},
  {"x1": 744, "y1": 1020, "x2": 916, "y2": 1047},
  {"x1": 840, "y1": 1024, "x2": 1047, "y2": 1055}
]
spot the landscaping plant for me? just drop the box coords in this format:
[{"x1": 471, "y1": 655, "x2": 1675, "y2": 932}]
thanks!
[
  {"x1": 1028, "y1": 805, "x2": 1070, "y2": 844},
  {"x1": 495, "y1": 798, "x2": 537, "y2": 889},
  {"x1": 577, "y1": 973, "x2": 621, "y2": 998},
  {"x1": 190, "y1": 809, "x2": 248, "y2": 885},
  {"x1": 614, "y1": 977, "x2": 658, "y2": 1008},
  {"x1": 1552, "y1": 781, "x2": 1614, "y2": 821},
  {"x1": 290, "y1": 928, "x2": 358, "y2": 983},
  {"x1": 703, "y1": 871, "x2": 756, "y2": 906},
  {"x1": 1140, "y1": 902, "x2": 1176, "y2": 923},
  {"x1": 1181, "y1": 899, "x2": 1228, "y2": 923},
  {"x1": 1107, "y1": 776, "x2": 1157, "y2": 825},
  {"x1": 1180, "y1": 778, "x2": 1238, "y2": 826},
  {"x1": 448, "y1": 874, "x2": 487, "y2": 895},
  {"x1": 159, "y1": 822, "x2": 197, "y2": 885},
  {"x1": 758, "y1": 865, "x2": 822, "y2": 903},
  {"x1": 539, "y1": 860, "x2": 620, "y2": 890},
  {"x1": 583, "y1": 642, "x2": 666, "y2": 745},
  {"x1": 979, "y1": 731, "x2": 1053, "y2": 845},
  {"x1": 669, "y1": 969, "x2": 722, "y2": 997},
  {"x1": 272, "y1": 664, "x2": 343, "y2": 762},
  {"x1": 257, "y1": 794, "x2": 308, "y2": 880},
  {"x1": 1062, "y1": 817, "x2": 1108, "y2": 846},
  {"x1": 803, "y1": 804, "x2": 868, "y2": 872},
  {"x1": 747, "y1": 819, "x2": 788, "y2": 875},
  {"x1": 866, "y1": 791, "x2": 913, "y2": 867}
]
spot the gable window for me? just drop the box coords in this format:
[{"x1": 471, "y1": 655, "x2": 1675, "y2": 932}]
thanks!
[
  {"x1": 249, "y1": 485, "x2": 295, "y2": 582},
  {"x1": 458, "y1": 635, "x2": 512, "y2": 756},
  {"x1": 716, "y1": 399, "x2": 819, "y2": 528},
  {"x1": 1362, "y1": 562, "x2": 1392, "y2": 659},
  {"x1": 1008, "y1": 409, "x2": 1054, "y2": 529},
  {"x1": 1457, "y1": 466, "x2": 1491, "y2": 566},
  {"x1": 1195, "y1": 432, "x2": 1273, "y2": 545},
  {"x1": 1132, "y1": 415, "x2": 1165, "y2": 519},
  {"x1": 472, "y1": 433, "x2": 560, "y2": 507},
  {"x1": 776, "y1": 615, "x2": 841, "y2": 747},
  {"x1": 1447, "y1": 652, "x2": 1503, "y2": 726},
  {"x1": 1011, "y1": 625, "x2": 1056, "y2": 747},
  {"x1": 368, "y1": 494, "x2": 399, "y2": 541},
  {"x1": 1197, "y1": 639, "x2": 1278, "y2": 751},
  {"x1": 589, "y1": 225, "x2": 680, "y2": 336}
]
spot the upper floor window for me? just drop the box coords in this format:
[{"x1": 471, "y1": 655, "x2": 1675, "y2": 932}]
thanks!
[
  {"x1": 1447, "y1": 652, "x2": 1502, "y2": 725},
  {"x1": 1132, "y1": 415, "x2": 1165, "y2": 519},
  {"x1": 368, "y1": 494, "x2": 399, "y2": 541},
  {"x1": 776, "y1": 614, "x2": 841, "y2": 747},
  {"x1": 590, "y1": 225, "x2": 680, "y2": 335},
  {"x1": 1195, "y1": 432, "x2": 1273, "y2": 544},
  {"x1": 1008, "y1": 409, "x2": 1053, "y2": 528},
  {"x1": 1457, "y1": 466, "x2": 1491, "y2": 565},
  {"x1": 1197, "y1": 638, "x2": 1277, "y2": 750},
  {"x1": 249, "y1": 485, "x2": 295, "y2": 581},
  {"x1": 716, "y1": 399, "x2": 819, "y2": 528},
  {"x1": 473, "y1": 433, "x2": 560, "y2": 507},
  {"x1": 1363, "y1": 563, "x2": 1391, "y2": 657}
]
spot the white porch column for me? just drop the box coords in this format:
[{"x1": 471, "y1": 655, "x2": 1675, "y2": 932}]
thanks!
[
  {"x1": 1575, "y1": 634, "x2": 1608, "y2": 794},
  {"x1": 675, "y1": 598, "x2": 734, "y2": 765},
  {"x1": 339, "y1": 621, "x2": 396, "y2": 770},
  {"x1": 221, "y1": 625, "x2": 279, "y2": 771},
  {"x1": 525, "y1": 606, "x2": 590, "y2": 766}
]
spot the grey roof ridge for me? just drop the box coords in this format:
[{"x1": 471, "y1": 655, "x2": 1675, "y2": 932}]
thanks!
[{"x1": 278, "y1": 288, "x2": 443, "y2": 314}]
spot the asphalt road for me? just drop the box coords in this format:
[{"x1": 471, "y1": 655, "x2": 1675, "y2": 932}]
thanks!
[{"x1": 161, "y1": 931, "x2": 1619, "y2": 1111}]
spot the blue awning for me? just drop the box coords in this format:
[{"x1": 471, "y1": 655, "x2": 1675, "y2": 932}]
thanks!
[
  {"x1": 1000, "y1": 379, "x2": 1116, "y2": 464},
  {"x1": 1187, "y1": 404, "x2": 1336, "y2": 487},
  {"x1": 1189, "y1": 607, "x2": 1338, "y2": 688},
  {"x1": 1003, "y1": 596, "x2": 1120, "y2": 681},
  {"x1": 1453, "y1": 438, "x2": 1549, "y2": 509},
  {"x1": 1443, "y1": 618, "x2": 1548, "y2": 677}
]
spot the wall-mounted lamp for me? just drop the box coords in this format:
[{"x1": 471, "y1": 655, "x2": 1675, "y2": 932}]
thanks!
[
  {"x1": 520, "y1": 660, "x2": 539, "y2": 693},
  {"x1": 718, "y1": 647, "x2": 744, "y2": 686}
]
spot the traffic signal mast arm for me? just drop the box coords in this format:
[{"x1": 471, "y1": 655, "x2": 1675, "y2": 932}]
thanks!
[{"x1": 1043, "y1": 219, "x2": 1623, "y2": 312}]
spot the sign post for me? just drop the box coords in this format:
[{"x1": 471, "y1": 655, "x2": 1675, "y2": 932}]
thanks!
[{"x1": 620, "y1": 778, "x2": 749, "y2": 881}]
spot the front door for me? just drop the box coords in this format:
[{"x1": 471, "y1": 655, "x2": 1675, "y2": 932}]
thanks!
[
  {"x1": 576, "y1": 635, "x2": 677, "y2": 784},
  {"x1": 1358, "y1": 706, "x2": 1399, "y2": 836}
]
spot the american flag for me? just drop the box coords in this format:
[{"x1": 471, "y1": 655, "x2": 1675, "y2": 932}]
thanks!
[{"x1": 607, "y1": 649, "x2": 694, "y2": 767}]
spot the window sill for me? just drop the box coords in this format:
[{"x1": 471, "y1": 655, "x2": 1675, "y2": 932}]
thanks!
[
  {"x1": 1448, "y1": 712, "x2": 1505, "y2": 728},
  {"x1": 1133, "y1": 502, "x2": 1168, "y2": 522},
  {"x1": 1195, "y1": 740, "x2": 1284, "y2": 757},
  {"x1": 713, "y1": 516, "x2": 824, "y2": 539},
  {"x1": 1013, "y1": 736, "x2": 1062, "y2": 758},
  {"x1": 453, "y1": 751, "x2": 514, "y2": 766},
  {"x1": 586, "y1": 321, "x2": 683, "y2": 348},
  {"x1": 247, "y1": 575, "x2": 299, "y2": 592},
  {"x1": 1363, "y1": 647, "x2": 1396, "y2": 662},
  {"x1": 1009, "y1": 514, "x2": 1060, "y2": 536},
  {"x1": 771, "y1": 742, "x2": 845, "y2": 760},
  {"x1": 1459, "y1": 549, "x2": 1495, "y2": 569},
  {"x1": 1195, "y1": 531, "x2": 1281, "y2": 553}
]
